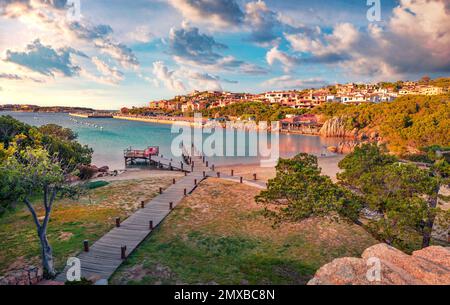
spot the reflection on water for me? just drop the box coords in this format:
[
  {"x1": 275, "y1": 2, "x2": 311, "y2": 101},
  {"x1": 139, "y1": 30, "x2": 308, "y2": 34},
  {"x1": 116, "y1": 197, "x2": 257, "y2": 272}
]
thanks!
[{"x1": 3, "y1": 112, "x2": 343, "y2": 170}]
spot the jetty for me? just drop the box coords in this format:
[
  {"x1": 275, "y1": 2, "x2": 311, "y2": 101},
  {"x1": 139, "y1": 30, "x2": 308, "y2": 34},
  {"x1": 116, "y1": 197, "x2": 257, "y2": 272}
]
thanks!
[
  {"x1": 69, "y1": 113, "x2": 113, "y2": 118},
  {"x1": 55, "y1": 144, "x2": 266, "y2": 283}
]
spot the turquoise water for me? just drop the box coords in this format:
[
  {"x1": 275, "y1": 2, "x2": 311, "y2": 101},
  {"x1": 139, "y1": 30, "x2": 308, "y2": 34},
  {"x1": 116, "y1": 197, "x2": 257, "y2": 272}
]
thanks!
[{"x1": 2, "y1": 112, "x2": 342, "y2": 170}]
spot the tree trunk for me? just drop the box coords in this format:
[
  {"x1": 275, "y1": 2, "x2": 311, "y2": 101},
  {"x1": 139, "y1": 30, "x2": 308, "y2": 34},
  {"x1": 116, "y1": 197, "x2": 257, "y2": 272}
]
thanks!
[
  {"x1": 38, "y1": 228, "x2": 56, "y2": 279},
  {"x1": 422, "y1": 184, "x2": 440, "y2": 249}
]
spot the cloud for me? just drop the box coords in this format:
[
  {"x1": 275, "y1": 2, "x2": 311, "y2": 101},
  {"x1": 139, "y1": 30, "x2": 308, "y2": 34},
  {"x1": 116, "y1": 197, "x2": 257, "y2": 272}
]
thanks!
[
  {"x1": 89, "y1": 57, "x2": 124, "y2": 85},
  {"x1": 169, "y1": 24, "x2": 227, "y2": 65},
  {"x1": 244, "y1": 0, "x2": 281, "y2": 45},
  {"x1": 151, "y1": 61, "x2": 239, "y2": 93},
  {"x1": 70, "y1": 22, "x2": 113, "y2": 40},
  {"x1": 0, "y1": 72, "x2": 45, "y2": 83},
  {"x1": 4, "y1": 39, "x2": 86, "y2": 77},
  {"x1": 127, "y1": 25, "x2": 154, "y2": 43},
  {"x1": 168, "y1": 0, "x2": 244, "y2": 29},
  {"x1": 183, "y1": 70, "x2": 223, "y2": 91},
  {"x1": 0, "y1": 73, "x2": 23, "y2": 80},
  {"x1": 266, "y1": 46, "x2": 299, "y2": 72},
  {"x1": 282, "y1": 0, "x2": 450, "y2": 78},
  {"x1": 285, "y1": 22, "x2": 359, "y2": 59},
  {"x1": 94, "y1": 40, "x2": 139, "y2": 70},
  {"x1": 261, "y1": 75, "x2": 327, "y2": 90},
  {"x1": 152, "y1": 61, "x2": 186, "y2": 92},
  {"x1": 169, "y1": 23, "x2": 267, "y2": 74},
  {"x1": 1, "y1": 1, "x2": 140, "y2": 70}
]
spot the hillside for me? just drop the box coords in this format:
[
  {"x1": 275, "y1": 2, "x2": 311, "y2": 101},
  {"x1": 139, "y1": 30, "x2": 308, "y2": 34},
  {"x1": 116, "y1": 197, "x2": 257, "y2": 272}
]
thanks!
[{"x1": 312, "y1": 94, "x2": 450, "y2": 155}]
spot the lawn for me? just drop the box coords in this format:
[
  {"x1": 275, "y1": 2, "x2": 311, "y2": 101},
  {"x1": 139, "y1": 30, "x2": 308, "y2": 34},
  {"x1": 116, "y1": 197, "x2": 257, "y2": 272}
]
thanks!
[
  {"x1": 0, "y1": 173, "x2": 182, "y2": 275},
  {"x1": 111, "y1": 178, "x2": 377, "y2": 285}
]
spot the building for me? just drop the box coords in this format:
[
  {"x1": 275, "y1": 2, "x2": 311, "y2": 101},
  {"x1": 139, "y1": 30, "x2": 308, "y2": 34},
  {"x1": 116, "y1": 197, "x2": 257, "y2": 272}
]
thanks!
[{"x1": 419, "y1": 86, "x2": 445, "y2": 95}]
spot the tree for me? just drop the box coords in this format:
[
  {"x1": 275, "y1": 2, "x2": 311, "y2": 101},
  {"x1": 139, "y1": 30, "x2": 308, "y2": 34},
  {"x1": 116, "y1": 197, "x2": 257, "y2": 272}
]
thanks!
[
  {"x1": 0, "y1": 116, "x2": 92, "y2": 276},
  {"x1": 338, "y1": 144, "x2": 449, "y2": 251},
  {"x1": 1, "y1": 147, "x2": 65, "y2": 278},
  {"x1": 0, "y1": 116, "x2": 93, "y2": 173},
  {"x1": 39, "y1": 124, "x2": 77, "y2": 141},
  {"x1": 256, "y1": 153, "x2": 362, "y2": 225}
]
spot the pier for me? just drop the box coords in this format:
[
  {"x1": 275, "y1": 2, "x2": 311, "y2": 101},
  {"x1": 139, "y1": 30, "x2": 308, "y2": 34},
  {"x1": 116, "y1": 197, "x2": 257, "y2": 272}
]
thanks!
[
  {"x1": 69, "y1": 113, "x2": 113, "y2": 118},
  {"x1": 55, "y1": 144, "x2": 265, "y2": 283}
]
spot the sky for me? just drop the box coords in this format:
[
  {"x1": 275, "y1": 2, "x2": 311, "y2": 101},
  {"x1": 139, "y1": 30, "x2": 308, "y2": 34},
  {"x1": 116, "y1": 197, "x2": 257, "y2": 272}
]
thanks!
[{"x1": 0, "y1": 0, "x2": 449, "y2": 109}]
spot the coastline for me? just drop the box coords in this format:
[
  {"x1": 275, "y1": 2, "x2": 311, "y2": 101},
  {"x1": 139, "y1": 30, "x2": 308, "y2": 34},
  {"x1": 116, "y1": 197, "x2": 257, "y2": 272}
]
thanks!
[
  {"x1": 112, "y1": 115, "x2": 279, "y2": 131},
  {"x1": 99, "y1": 153, "x2": 345, "y2": 184}
]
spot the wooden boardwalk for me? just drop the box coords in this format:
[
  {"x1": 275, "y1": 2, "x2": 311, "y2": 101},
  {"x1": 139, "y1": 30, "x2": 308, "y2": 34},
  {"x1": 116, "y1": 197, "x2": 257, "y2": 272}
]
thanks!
[{"x1": 55, "y1": 146, "x2": 266, "y2": 282}]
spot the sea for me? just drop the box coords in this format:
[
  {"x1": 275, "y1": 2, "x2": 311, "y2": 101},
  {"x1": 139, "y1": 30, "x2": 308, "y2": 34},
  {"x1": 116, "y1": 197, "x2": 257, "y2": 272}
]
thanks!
[{"x1": 2, "y1": 112, "x2": 343, "y2": 170}]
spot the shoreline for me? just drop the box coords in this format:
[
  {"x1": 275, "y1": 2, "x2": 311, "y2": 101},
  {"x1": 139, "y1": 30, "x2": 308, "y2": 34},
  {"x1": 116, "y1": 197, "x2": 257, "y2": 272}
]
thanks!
[
  {"x1": 97, "y1": 153, "x2": 345, "y2": 184},
  {"x1": 113, "y1": 115, "x2": 278, "y2": 131}
]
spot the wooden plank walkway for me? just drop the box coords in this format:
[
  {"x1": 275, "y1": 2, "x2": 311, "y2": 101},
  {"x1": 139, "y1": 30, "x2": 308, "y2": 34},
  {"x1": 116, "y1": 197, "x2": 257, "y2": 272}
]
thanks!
[{"x1": 55, "y1": 145, "x2": 266, "y2": 282}]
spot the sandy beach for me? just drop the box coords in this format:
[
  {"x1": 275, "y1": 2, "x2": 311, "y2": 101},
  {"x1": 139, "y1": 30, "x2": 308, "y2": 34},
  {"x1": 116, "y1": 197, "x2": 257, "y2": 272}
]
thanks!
[
  {"x1": 212, "y1": 155, "x2": 344, "y2": 183},
  {"x1": 94, "y1": 154, "x2": 344, "y2": 184}
]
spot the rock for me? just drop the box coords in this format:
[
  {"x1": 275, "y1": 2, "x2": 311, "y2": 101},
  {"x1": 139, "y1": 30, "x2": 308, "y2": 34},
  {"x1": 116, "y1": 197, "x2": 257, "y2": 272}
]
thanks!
[
  {"x1": 337, "y1": 141, "x2": 360, "y2": 154},
  {"x1": 412, "y1": 246, "x2": 450, "y2": 269},
  {"x1": 98, "y1": 166, "x2": 109, "y2": 173},
  {"x1": 319, "y1": 117, "x2": 351, "y2": 138},
  {"x1": 308, "y1": 244, "x2": 450, "y2": 285}
]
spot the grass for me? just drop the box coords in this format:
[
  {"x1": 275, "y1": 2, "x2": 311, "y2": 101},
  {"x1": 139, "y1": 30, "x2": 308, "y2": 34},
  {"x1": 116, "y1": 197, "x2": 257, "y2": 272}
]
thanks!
[
  {"x1": 111, "y1": 178, "x2": 377, "y2": 285},
  {"x1": 0, "y1": 174, "x2": 182, "y2": 275}
]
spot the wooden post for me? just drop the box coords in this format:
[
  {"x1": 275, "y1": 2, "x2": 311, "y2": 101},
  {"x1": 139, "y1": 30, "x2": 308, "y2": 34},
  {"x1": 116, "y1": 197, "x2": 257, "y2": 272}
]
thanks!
[
  {"x1": 206, "y1": 161, "x2": 209, "y2": 167},
  {"x1": 169, "y1": 202, "x2": 173, "y2": 210},
  {"x1": 231, "y1": 169, "x2": 234, "y2": 176},
  {"x1": 159, "y1": 187, "x2": 163, "y2": 194},
  {"x1": 203, "y1": 171, "x2": 206, "y2": 178},
  {"x1": 115, "y1": 217, "x2": 120, "y2": 227},
  {"x1": 181, "y1": 162, "x2": 184, "y2": 171},
  {"x1": 83, "y1": 240, "x2": 89, "y2": 252},
  {"x1": 212, "y1": 164, "x2": 215, "y2": 171},
  {"x1": 253, "y1": 173, "x2": 257, "y2": 181},
  {"x1": 194, "y1": 179, "x2": 197, "y2": 185},
  {"x1": 184, "y1": 188, "x2": 187, "y2": 196},
  {"x1": 240, "y1": 177, "x2": 243, "y2": 184},
  {"x1": 191, "y1": 164, "x2": 194, "y2": 172},
  {"x1": 173, "y1": 178, "x2": 176, "y2": 184},
  {"x1": 141, "y1": 201, "x2": 145, "y2": 208},
  {"x1": 149, "y1": 220, "x2": 153, "y2": 230},
  {"x1": 217, "y1": 172, "x2": 220, "y2": 178},
  {"x1": 121, "y1": 246, "x2": 127, "y2": 259}
]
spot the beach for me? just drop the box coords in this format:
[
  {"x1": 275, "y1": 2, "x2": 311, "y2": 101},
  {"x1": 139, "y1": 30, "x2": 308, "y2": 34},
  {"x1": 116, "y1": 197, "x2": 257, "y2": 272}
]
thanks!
[{"x1": 209, "y1": 155, "x2": 345, "y2": 183}]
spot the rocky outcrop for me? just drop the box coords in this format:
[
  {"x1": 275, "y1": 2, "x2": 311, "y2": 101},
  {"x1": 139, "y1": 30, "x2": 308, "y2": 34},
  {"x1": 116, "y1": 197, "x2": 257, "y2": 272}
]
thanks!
[
  {"x1": 308, "y1": 244, "x2": 450, "y2": 285},
  {"x1": 319, "y1": 117, "x2": 357, "y2": 138}
]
